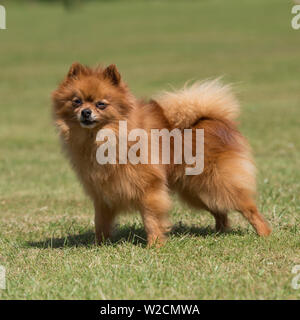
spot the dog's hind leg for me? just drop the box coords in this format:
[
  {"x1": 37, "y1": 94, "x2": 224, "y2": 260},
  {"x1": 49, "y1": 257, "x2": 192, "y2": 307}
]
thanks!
[
  {"x1": 177, "y1": 190, "x2": 230, "y2": 233},
  {"x1": 195, "y1": 184, "x2": 271, "y2": 236},
  {"x1": 210, "y1": 211, "x2": 230, "y2": 233},
  {"x1": 236, "y1": 199, "x2": 271, "y2": 236}
]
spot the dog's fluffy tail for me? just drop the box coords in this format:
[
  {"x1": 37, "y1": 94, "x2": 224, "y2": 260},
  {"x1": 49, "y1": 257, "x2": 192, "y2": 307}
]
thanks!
[{"x1": 155, "y1": 79, "x2": 240, "y2": 129}]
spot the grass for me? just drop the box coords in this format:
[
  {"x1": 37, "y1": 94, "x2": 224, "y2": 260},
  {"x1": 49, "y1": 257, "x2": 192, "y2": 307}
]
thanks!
[{"x1": 0, "y1": 0, "x2": 299, "y2": 299}]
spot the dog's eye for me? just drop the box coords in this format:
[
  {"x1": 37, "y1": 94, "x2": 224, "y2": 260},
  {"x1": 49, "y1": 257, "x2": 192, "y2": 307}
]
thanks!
[
  {"x1": 72, "y1": 98, "x2": 82, "y2": 107},
  {"x1": 95, "y1": 101, "x2": 108, "y2": 110}
]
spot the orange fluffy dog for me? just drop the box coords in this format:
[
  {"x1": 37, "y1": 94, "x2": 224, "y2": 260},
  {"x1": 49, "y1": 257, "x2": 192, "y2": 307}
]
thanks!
[{"x1": 52, "y1": 62, "x2": 271, "y2": 247}]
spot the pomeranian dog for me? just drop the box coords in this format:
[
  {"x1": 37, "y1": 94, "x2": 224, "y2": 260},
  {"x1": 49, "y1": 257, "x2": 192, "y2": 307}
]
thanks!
[{"x1": 52, "y1": 62, "x2": 271, "y2": 247}]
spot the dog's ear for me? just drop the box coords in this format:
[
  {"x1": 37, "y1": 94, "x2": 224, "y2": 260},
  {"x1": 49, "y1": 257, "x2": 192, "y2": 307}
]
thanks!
[
  {"x1": 67, "y1": 62, "x2": 87, "y2": 78},
  {"x1": 103, "y1": 64, "x2": 121, "y2": 86}
]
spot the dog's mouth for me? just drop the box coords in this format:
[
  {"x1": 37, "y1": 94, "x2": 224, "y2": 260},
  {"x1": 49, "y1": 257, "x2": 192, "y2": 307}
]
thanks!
[{"x1": 79, "y1": 119, "x2": 98, "y2": 128}]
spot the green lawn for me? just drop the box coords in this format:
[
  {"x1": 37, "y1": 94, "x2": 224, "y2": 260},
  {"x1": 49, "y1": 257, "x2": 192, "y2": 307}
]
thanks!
[{"x1": 0, "y1": 0, "x2": 299, "y2": 299}]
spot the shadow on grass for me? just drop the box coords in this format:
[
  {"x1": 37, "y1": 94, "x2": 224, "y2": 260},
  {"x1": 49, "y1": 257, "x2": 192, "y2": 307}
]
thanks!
[{"x1": 26, "y1": 222, "x2": 245, "y2": 249}]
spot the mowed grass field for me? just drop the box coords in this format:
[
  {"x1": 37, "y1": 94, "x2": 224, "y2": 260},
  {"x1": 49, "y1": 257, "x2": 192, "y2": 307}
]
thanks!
[{"x1": 0, "y1": 0, "x2": 299, "y2": 299}]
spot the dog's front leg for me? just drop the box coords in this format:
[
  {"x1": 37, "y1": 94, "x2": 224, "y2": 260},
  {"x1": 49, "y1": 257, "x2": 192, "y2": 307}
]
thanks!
[
  {"x1": 94, "y1": 200, "x2": 116, "y2": 245},
  {"x1": 140, "y1": 188, "x2": 171, "y2": 248}
]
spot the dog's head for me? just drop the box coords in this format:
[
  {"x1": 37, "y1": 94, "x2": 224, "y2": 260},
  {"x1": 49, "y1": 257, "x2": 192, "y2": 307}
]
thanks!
[{"x1": 52, "y1": 63, "x2": 134, "y2": 130}]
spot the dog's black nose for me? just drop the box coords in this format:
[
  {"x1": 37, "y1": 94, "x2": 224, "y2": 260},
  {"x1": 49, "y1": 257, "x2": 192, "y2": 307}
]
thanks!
[{"x1": 81, "y1": 109, "x2": 92, "y2": 119}]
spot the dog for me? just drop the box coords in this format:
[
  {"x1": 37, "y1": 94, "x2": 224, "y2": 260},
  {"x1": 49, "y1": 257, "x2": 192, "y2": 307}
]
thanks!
[{"x1": 52, "y1": 62, "x2": 271, "y2": 247}]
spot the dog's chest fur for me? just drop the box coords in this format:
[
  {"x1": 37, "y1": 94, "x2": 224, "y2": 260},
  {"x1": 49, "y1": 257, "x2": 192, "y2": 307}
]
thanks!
[{"x1": 63, "y1": 128, "x2": 145, "y2": 207}]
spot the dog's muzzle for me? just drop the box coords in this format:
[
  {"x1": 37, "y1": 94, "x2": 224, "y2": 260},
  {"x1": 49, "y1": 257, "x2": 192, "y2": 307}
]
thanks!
[{"x1": 80, "y1": 108, "x2": 97, "y2": 127}]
